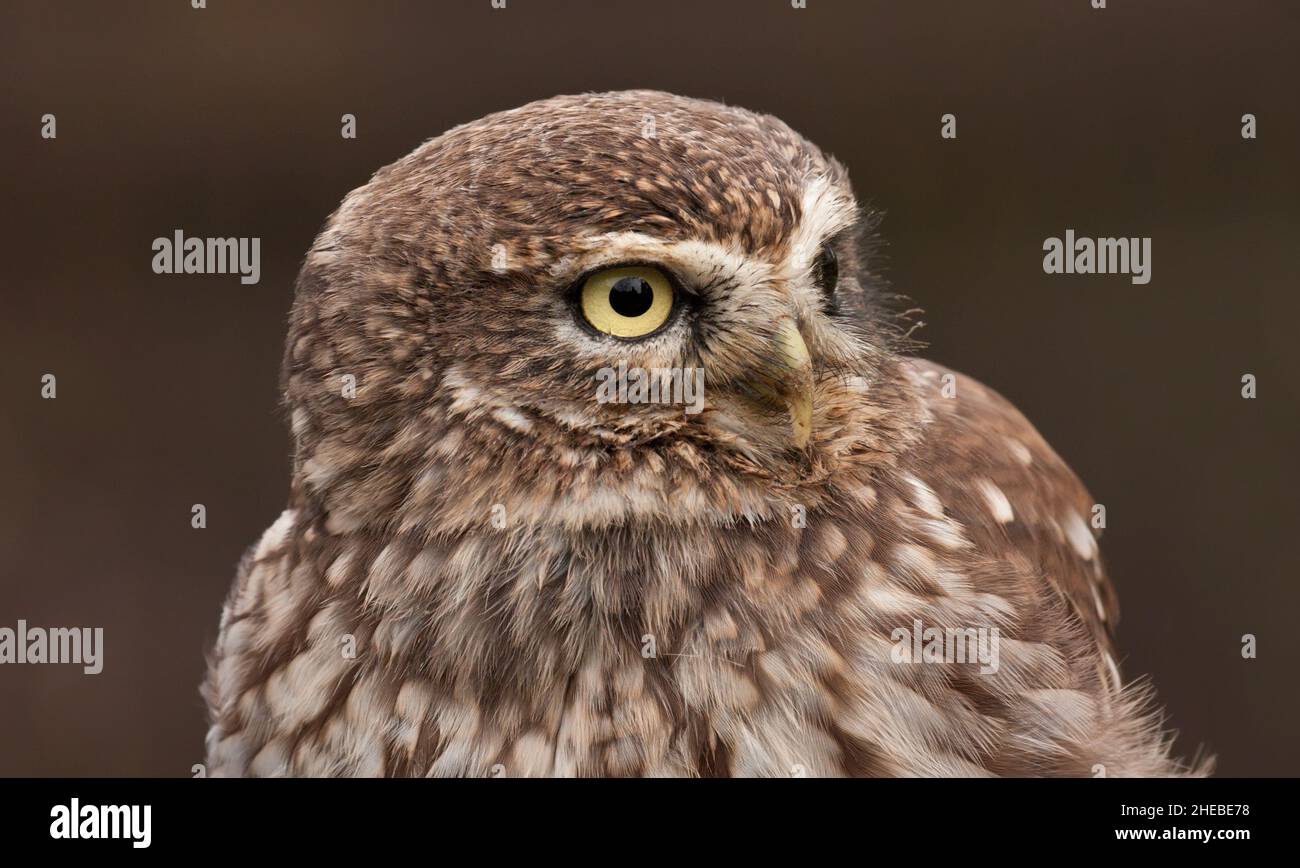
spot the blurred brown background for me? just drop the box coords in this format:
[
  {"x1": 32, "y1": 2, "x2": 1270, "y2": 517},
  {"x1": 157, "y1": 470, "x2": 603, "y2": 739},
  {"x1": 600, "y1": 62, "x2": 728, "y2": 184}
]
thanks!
[{"x1": 0, "y1": 0, "x2": 1296, "y2": 776}]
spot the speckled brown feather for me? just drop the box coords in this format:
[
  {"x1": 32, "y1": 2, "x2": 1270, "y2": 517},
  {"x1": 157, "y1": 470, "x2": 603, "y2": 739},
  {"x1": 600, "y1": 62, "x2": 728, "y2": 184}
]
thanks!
[{"x1": 203, "y1": 91, "x2": 1203, "y2": 777}]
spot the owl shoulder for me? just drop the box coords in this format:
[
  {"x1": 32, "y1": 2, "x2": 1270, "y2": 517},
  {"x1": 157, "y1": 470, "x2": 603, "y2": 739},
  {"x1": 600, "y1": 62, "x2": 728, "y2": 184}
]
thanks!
[{"x1": 894, "y1": 357, "x2": 1120, "y2": 650}]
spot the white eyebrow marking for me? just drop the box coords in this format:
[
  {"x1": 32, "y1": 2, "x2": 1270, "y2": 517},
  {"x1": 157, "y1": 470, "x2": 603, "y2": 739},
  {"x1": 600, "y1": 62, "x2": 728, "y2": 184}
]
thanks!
[
  {"x1": 550, "y1": 231, "x2": 773, "y2": 289},
  {"x1": 788, "y1": 174, "x2": 859, "y2": 273},
  {"x1": 553, "y1": 170, "x2": 857, "y2": 288}
]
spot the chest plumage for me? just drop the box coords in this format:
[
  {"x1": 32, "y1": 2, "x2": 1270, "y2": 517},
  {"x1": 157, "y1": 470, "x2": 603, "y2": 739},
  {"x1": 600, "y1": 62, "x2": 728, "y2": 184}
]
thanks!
[{"x1": 203, "y1": 91, "x2": 1198, "y2": 777}]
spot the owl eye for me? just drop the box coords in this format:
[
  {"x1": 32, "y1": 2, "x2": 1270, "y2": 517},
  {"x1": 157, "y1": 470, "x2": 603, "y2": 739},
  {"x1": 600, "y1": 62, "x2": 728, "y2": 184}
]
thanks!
[
  {"x1": 579, "y1": 266, "x2": 675, "y2": 338},
  {"x1": 813, "y1": 242, "x2": 839, "y2": 305}
]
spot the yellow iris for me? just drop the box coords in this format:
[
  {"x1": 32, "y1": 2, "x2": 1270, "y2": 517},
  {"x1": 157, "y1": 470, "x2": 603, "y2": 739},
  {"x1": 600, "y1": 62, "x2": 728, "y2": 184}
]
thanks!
[{"x1": 579, "y1": 266, "x2": 674, "y2": 338}]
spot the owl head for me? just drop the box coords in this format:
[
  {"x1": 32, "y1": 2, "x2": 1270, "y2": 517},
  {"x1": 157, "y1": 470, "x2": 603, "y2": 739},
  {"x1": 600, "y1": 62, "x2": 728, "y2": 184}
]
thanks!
[{"x1": 283, "y1": 91, "x2": 914, "y2": 538}]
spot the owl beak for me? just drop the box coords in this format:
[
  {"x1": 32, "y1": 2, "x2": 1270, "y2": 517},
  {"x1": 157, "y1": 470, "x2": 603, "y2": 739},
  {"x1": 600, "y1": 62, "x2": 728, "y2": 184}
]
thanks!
[{"x1": 737, "y1": 318, "x2": 815, "y2": 449}]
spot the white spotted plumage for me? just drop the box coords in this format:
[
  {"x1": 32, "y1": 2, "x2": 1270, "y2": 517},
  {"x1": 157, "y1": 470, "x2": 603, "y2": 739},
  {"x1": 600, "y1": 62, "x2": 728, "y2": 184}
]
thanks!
[{"x1": 203, "y1": 91, "x2": 1203, "y2": 778}]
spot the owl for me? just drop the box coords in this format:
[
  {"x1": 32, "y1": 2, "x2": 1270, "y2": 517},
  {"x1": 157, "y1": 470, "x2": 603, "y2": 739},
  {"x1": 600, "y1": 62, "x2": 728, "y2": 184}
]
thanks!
[{"x1": 203, "y1": 91, "x2": 1203, "y2": 777}]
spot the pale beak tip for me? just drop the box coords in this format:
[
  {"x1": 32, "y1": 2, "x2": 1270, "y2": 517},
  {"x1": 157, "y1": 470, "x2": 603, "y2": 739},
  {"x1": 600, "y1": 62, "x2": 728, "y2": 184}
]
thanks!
[
  {"x1": 787, "y1": 392, "x2": 813, "y2": 450},
  {"x1": 777, "y1": 320, "x2": 814, "y2": 449}
]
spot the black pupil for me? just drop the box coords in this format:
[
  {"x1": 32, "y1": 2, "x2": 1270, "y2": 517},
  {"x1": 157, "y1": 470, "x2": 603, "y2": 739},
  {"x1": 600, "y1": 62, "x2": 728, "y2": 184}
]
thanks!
[{"x1": 609, "y1": 277, "x2": 655, "y2": 318}]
